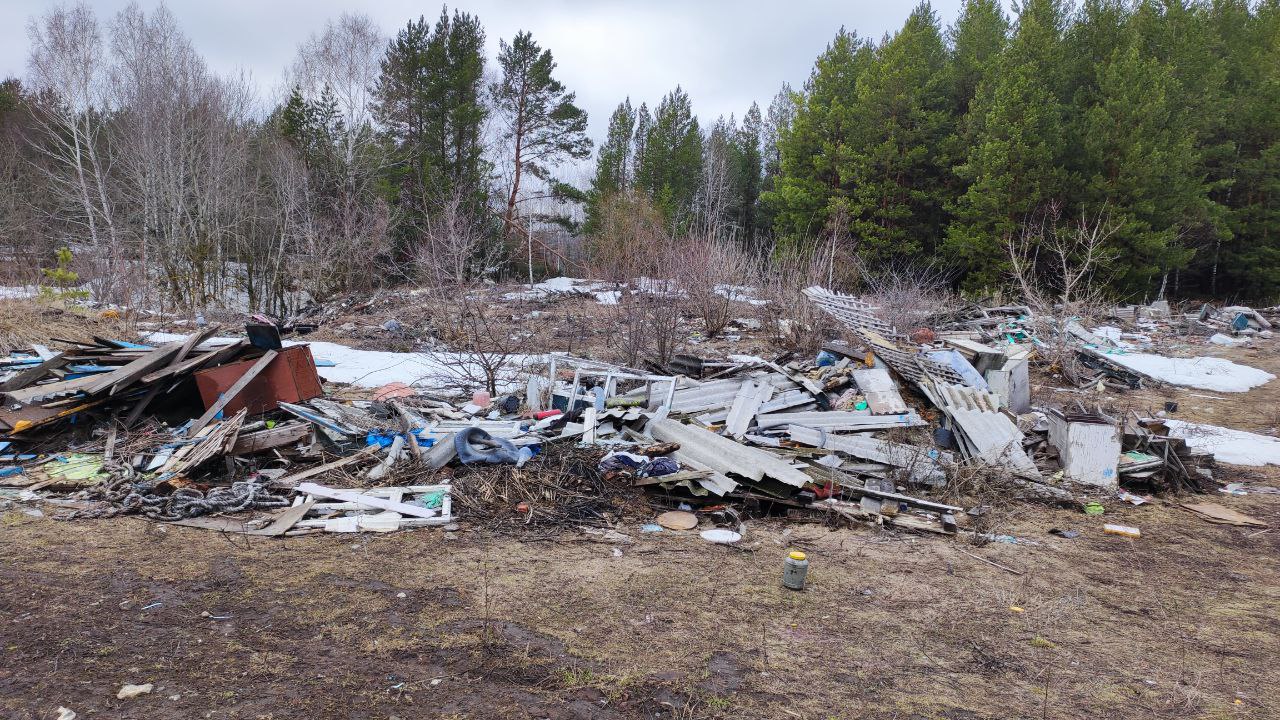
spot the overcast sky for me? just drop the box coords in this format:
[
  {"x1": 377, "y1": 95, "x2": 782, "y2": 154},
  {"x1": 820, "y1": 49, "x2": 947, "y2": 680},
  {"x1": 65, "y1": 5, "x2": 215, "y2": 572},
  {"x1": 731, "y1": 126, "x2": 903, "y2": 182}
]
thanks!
[{"x1": 1, "y1": 0, "x2": 991, "y2": 143}]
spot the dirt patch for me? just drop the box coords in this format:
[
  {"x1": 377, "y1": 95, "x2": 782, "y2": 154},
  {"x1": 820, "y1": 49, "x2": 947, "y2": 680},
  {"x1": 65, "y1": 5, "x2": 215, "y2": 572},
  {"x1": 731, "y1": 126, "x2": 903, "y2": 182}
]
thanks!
[{"x1": 3, "y1": 500, "x2": 1278, "y2": 719}]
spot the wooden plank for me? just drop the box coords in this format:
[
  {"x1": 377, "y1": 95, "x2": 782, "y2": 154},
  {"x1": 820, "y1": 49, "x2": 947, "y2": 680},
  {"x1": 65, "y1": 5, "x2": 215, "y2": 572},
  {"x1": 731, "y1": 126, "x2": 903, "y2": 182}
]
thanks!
[
  {"x1": 296, "y1": 482, "x2": 446, "y2": 520},
  {"x1": 230, "y1": 422, "x2": 310, "y2": 454},
  {"x1": 82, "y1": 341, "x2": 185, "y2": 396},
  {"x1": 271, "y1": 445, "x2": 381, "y2": 487},
  {"x1": 2, "y1": 374, "x2": 98, "y2": 404},
  {"x1": 252, "y1": 500, "x2": 315, "y2": 535},
  {"x1": 136, "y1": 350, "x2": 216, "y2": 385},
  {"x1": 0, "y1": 352, "x2": 69, "y2": 392},
  {"x1": 125, "y1": 325, "x2": 224, "y2": 428},
  {"x1": 186, "y1": 350, "x2": 278, "y2": 437},
  {"x1": 104, "y1": 419, "x2": 118, "y2": 462}
]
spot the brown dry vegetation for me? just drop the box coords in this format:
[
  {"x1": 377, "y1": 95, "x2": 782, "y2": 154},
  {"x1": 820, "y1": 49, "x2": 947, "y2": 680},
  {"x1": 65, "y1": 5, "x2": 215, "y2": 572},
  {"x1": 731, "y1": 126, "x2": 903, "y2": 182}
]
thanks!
[{"x1": 0, "y1": 298, "x2": 131, "y2": 354}]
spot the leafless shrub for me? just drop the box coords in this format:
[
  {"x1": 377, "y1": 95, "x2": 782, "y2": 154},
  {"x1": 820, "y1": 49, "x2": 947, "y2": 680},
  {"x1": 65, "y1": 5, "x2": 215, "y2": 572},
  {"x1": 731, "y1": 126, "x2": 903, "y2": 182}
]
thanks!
[
  {"x1": 1005, "y1": 203, "x2": 1120, "y2": 374},
  {"x1": 601, "y1": 287, "x2": 650, "y2": 368},
  {"x1": 416, "y1": 187, "x2": 503, "y2": 286},
  {"x1": 584, "y1": 190, "x2": 668, "y2": 282},
  {"x1": 858, "y1": 258, "x2": 959, "y2": 335},
  {"x1": 586, "y1": 191, "x2": 691, "y2": 366},
  {"x1": 755, "y1": 244, "x2": 846, "y2": 353},
  {"x1": 645, "y1": 274, "x2": 686, "y2": 368},
  {"x1": 421, "y1": 289, "x2": 543, "y2": 396},
  {"x1": 1006, "y1": 201, "x2": 1118, "y2": 317},
  {"x1": 677, "y1": 237, "x2": 759, "y2": 338}
]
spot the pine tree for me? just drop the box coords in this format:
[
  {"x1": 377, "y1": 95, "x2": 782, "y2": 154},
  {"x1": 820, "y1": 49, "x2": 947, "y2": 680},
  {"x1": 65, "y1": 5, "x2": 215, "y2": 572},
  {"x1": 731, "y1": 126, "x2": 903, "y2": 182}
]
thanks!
[
  {"x1": 762, "y1": 29, "x2": 874, "y2": 249},
  {"x1": 635, "y1": 86, "x2": 703, "y2": 228},
  {"x1": 948, "y1": 0, "x2": 1009, "y2": 117},
  {"x1": 1079, "y1": 36, "x2": 1205, "y2": 296},
  {"x1": 1192, "y1": 0, "x2": 1280, "y2": 300},
  {"x1": 733, "y1": 103, "x2": 764, "y2": 246},
  {"x1": 944, "y1": 0, "x2": 1071, "y2": 289},
  {"x1": 845, "y1": 2, "x2": 953, "y2": 263},
  {"x1": 492, "y1": 30, "x2": 591, "y2": 241},
  {"x1": 375, "y1": 6, "x2": 488, "y2": 238},
  {"x1": 584, "y1": 99, "x2": 636, "y2": 235},
  {"x1": 631, "y1": 103, "x2": 652, "y2": 189}
]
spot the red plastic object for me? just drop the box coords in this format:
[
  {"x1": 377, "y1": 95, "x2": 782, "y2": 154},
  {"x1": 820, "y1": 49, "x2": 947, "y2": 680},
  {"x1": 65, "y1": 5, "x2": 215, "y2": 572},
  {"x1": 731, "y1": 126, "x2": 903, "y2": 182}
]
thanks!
[
  {"x1": 193, "y1": 344, "x2": 322, "y2": 416},
  {"x1": 533, "y1": 409, "x2": 563, "y2": 420}
]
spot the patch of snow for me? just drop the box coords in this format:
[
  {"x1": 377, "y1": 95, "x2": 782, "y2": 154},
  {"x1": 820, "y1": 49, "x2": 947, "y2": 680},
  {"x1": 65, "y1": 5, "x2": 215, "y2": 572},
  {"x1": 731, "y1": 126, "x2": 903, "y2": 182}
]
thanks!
[
  {"x1": 634, "y1": 277, "x2": 684, "y2": 297},
  {"x1": 1208, "y1": 333, "x2": 1249, "y2": 347},
  {"x1": 1102, "y1": 352, "x2": 1274, "y2": 393},
  {"x1": 594, "y1": 290, "x2": 621, "y2": 305},
  {"x1": 0, "y1": 286, "x2": 38, "y2": 299},
  {"x1": 143, "y1": 332, "x2": 533, "y2": 393},
  {"x1": 537, "y1": 276, "x2": 588, "y2": 292},
  {"x1": 1164, "y1": 420, "x2": 1280, "y2": 466},
  {"x1": 714, "y1": 284, "x2": 769, "y2": 306},
  {"x1": 502, "y1": 276, "x2": 609, "y2": 301}
]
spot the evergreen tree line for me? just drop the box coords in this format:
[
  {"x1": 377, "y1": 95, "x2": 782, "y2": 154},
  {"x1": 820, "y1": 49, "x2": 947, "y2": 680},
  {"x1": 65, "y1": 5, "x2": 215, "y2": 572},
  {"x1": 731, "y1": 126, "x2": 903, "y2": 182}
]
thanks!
[{"x1": 586, "y1": 0, "x2": 1280, "y2": 303}]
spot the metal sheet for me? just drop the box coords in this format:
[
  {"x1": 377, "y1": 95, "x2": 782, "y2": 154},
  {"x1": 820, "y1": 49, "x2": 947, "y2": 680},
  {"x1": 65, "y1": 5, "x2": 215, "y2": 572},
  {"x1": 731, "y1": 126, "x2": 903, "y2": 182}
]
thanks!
[{"x1": 194, "y1": 345, "x2": 322, "y2": 416}]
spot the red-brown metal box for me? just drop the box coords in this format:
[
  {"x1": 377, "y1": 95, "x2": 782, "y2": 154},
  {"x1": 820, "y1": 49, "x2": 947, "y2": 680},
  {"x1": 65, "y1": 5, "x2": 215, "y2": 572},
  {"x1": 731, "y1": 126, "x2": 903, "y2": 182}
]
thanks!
[{"x1": 193, "y1": 344, "x2": 322, "y2": 416}]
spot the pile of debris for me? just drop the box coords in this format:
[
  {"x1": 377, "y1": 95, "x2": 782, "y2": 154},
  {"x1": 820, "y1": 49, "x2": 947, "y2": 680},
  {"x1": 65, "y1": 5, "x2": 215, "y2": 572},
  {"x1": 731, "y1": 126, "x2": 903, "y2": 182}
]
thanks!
[{"x1": 0, "y1": 284, "x2": 1259, "y2": 543}]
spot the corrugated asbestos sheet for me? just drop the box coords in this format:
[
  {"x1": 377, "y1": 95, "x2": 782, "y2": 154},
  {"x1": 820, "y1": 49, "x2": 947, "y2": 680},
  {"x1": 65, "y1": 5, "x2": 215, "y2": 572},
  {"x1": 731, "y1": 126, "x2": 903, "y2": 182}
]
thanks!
[
  {"x1": 852, "y1": 367, "x2": 908, "y2": 414},
  {"x1": 802, "y1": 286, "x2": 896, "y2": 336},
  {"x1": 787, "y1": 425, "x2": 949, "y2": 485},
  {"x1": 648, "y1": 418, "x2": 812, "y2": 494},
  {"x1": 922, "y1": 381, "x2": 1041, "y2": 479},
  {"x1": 756, "y1": 410, "x2": 925, "y2": 431},
  {"x1": 654, "y1": 373, "x2": 798, "y2": 414}
]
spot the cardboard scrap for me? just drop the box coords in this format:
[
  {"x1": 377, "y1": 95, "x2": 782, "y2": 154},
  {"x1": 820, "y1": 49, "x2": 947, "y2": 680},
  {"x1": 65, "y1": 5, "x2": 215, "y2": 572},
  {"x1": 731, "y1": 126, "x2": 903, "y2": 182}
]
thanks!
[{"x1": 1180, "y1": 502, "x2": 1268, "y2": 528}]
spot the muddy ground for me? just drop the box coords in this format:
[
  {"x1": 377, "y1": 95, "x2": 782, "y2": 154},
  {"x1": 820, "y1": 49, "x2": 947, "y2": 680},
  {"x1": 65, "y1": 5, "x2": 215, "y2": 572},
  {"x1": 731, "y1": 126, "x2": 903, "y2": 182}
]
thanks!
[
  {"x1": 3, "y1": 493, "x2": 1278, "y2": 720},
  {"x1": 3, "y1": 297, "x2": 1280, "y2": 718}
]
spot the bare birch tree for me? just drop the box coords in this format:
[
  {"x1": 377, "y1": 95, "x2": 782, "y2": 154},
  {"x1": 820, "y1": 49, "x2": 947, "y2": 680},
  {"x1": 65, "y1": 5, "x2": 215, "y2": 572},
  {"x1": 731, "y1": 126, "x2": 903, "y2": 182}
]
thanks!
[
  {"x1": 26, "y1": 2, "x2": 122, "y2": 301},
  {"x1": 287, "y1": 12, "x2": 393, "y2": 298},
  {"x1": 109, "y1": 3, "x2": 254, "y2": 310}
]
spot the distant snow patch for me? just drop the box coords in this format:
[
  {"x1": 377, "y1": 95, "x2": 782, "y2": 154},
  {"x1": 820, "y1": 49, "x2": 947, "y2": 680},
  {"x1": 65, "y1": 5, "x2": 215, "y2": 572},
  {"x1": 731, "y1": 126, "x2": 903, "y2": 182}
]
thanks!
[
  {"x1": 1164, "y1": 420, "x2": 1280, "y2": 466},
  {"x1": 715, "y1": 284, "x2": 768, "y2": 306},
  {"x1": 1102, "y1": 352, "x2": 1274, "y2": 393},
  {"x1": 0, "y1": 286, "x2": 39, "y2": 299}
]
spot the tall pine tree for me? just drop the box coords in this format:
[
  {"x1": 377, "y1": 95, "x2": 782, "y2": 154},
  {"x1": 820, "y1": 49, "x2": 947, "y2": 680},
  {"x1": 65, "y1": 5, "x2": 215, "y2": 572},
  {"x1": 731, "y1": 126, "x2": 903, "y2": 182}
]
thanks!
[
  {"x1": 584, "y1": 99, "x2": 636, "y2": 235},
  {"x1": 375, "y1": 7, "x2": 488, "y2": 242},
  {"x1": 944, "y1": 0, "x2": 1071, "y2": 289},
  {"x1": 845, "y1": 2, "x2": 953, "y2": 263},
  {"x1": 763, "y1": 29, "x2": 874, "y2": 249},
  {"x1": 634, "y1": 87, "x2": 703, "y2": 228},
  {"x1": 492, "y1": 30, "x2": 591, "y2": 241}
]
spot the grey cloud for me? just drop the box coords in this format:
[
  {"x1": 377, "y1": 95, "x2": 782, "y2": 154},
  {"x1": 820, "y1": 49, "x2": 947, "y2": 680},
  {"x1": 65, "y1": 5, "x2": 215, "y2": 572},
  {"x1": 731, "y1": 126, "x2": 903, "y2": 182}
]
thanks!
[{"x1": 1, "y1": 0, "x2": 980, "y2": 142}]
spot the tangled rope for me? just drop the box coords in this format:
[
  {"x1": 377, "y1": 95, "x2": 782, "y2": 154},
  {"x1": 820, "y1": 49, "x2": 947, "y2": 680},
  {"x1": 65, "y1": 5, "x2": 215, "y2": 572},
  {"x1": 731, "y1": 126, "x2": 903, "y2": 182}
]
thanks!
[{"x1": 73, "y1": 462, "x2": 290, "y2": 521}]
